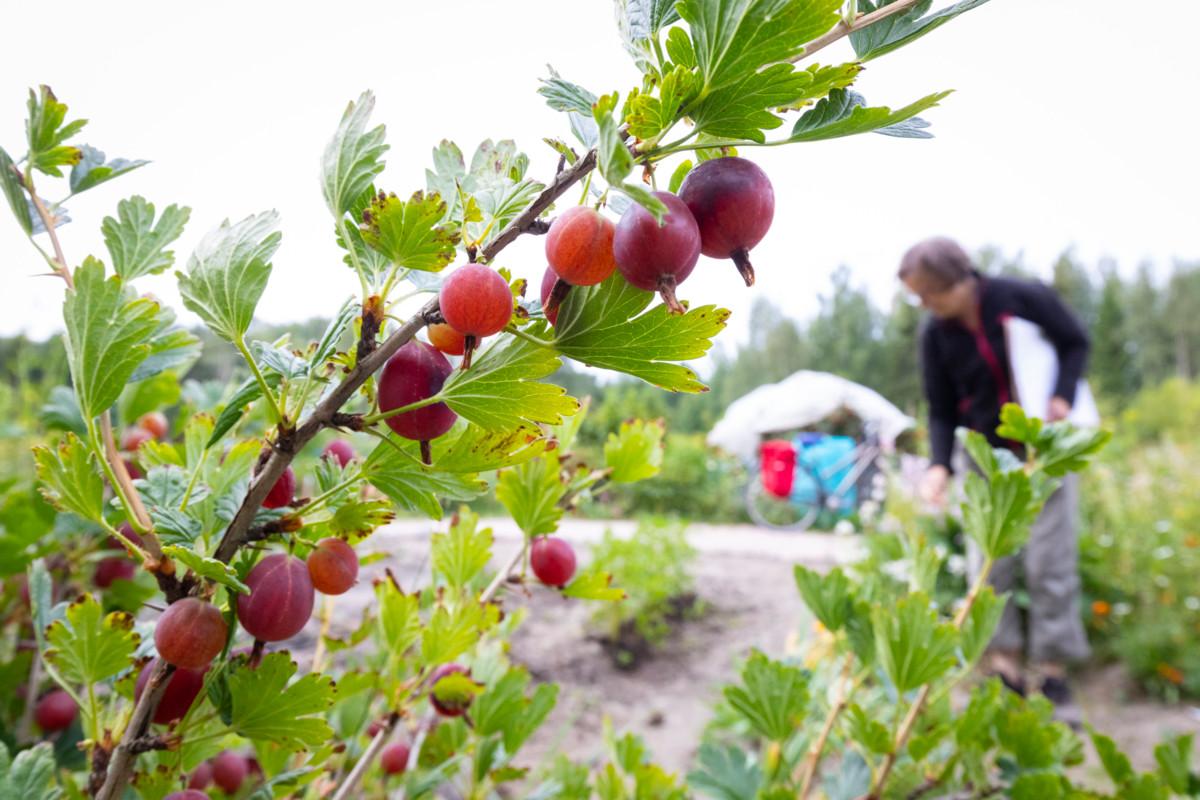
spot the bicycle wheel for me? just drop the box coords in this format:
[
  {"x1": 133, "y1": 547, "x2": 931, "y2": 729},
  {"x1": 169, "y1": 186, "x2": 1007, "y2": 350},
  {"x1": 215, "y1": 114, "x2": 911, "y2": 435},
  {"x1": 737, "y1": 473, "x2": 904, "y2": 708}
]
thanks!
[{"x1": 744, "y1": 466, "x2": 824, "y2": 531}]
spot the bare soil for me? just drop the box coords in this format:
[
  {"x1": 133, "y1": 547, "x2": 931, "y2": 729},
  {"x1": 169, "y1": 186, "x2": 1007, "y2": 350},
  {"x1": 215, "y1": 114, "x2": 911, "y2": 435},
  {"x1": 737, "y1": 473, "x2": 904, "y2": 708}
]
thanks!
[{"x1": 329, "y1": 517, "x2": 1200, "y2": 782}]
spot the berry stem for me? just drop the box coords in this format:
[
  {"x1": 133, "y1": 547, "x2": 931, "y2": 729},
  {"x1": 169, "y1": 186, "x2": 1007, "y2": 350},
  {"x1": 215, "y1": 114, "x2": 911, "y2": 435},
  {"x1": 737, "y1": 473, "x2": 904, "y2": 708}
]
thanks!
[
  {"x1": 656, "y1": 274, "x2": 686, "y2": 315},
  {"x1": 461, "y1": 334, "x2": 477, "y2": 370},
  {"x1": 235, "y1": 336, "x2": 285, "y2": 426},
  {"x1": 419, "y1": 440, "x2": 433, "y2": 466},
  {"x1": 731, "y1": 247, "x2": 756, "y2": 287},
  {"x1": 544, "y1": 277, "x2": 572, "y2": 317}
]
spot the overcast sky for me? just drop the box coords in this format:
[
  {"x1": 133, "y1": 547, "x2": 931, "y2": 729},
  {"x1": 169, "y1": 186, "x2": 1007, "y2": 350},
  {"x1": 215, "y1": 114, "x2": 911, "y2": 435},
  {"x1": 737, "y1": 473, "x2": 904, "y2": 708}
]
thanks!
[{"x1": 2, "y1": 0, "x2": 1197, "y2": 348}]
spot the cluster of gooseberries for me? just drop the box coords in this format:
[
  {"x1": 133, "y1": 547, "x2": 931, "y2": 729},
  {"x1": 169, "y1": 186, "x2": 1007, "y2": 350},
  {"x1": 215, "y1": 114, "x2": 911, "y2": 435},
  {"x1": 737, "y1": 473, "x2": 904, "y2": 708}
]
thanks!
[{"x1": 165, "y1": 750, "x2": 259, "y2": 799}]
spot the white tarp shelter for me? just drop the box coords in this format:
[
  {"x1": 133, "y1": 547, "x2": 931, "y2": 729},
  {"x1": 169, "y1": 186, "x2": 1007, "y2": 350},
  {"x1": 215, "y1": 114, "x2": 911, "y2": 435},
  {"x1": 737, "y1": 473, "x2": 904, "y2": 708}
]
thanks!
[{"x1": 706, "y1": 370, "x2": 916, "y2": 462}]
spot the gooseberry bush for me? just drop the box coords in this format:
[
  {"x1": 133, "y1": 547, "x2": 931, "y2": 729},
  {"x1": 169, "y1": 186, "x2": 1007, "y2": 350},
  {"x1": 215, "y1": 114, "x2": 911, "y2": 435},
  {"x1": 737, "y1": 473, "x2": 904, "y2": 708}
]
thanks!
[{"x1": 3, "y1": 2, "x2": 1170, "y2": 799}]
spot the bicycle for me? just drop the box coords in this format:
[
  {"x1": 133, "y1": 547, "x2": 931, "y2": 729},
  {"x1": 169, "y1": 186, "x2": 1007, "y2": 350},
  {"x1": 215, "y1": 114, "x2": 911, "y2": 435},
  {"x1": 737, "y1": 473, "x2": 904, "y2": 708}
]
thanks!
[{"x1": 744, "y1": 425, "x2": 889, "y2": 531}]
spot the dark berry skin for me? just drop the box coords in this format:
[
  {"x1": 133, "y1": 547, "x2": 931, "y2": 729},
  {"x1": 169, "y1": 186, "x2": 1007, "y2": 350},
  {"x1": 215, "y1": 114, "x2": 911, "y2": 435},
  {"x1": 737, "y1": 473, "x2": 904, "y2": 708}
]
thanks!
[
  {"x1": 262, "y1": 465, "x2": 296, "y2": 509},
  {"x1": 678, "y1": 156, "x2": 774, "y2": 287},
  {"x1": 34, "y1": 690, "x2": 77, "y2": 732},
  {"x1": 166, "y1": 791, "x2": 209, "y2": 800},
  {"x1": 155, "y1": 598, "x2": 228, "y2": 670},
  {"x1": 530, "y1": 536, "x2": 577, "y2": 588},
  {"x1": 613, "y1": 191, "x2": 701, "y2": 314},
  {"x1": 236, "y1": 553, "x2": 315, "y2": 642},
  {"x1": 545, "y1": 206, "x2": 617, "y2": 286},
  {"x1": 427, "y1": 322, "x2": 467, "y2": 356},
  {"x1": 94, "y1": 556, "x2": 136, "y2": 588},
  {"x1": 211, "y1": 751, "x2": 249, "y2": 793},
  {"x1": 381, "y1": 741, "x2": 411, "y2": 775},
  {"x1": 429, "y1": 663, "x2": 474, "y2": 717},
  {"x1": 378, "y1": 340, "x2": 457, "y2": 453},
  {"x1": 106, "y1": 521, "x2": 145, "y2": 552},
  {"x1": 187, "y1": 761, "x2": 213, "y2": 789},
  {"x1": 322, "y1": 439, "x2": 356, "y2": 467},
  {"x1": 307, "y1": 538, "x2": 359, "y2": 595},
  {"x1": 540, "y1": 266, "x2": 561, "y2": 326},
  {"x1": 136, "y1": 658, "x2": 207, "y2": 724},
  {"x1": 439, "y1": 264, "x2": 513, "y2": 338}
]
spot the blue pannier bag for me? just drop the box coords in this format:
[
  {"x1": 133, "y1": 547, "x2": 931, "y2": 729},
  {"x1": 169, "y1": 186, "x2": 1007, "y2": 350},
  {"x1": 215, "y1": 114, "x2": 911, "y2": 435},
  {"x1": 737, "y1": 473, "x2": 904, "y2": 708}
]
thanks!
[{"x1": 790, "y1": 434, "x2": 857, "y2": 513}]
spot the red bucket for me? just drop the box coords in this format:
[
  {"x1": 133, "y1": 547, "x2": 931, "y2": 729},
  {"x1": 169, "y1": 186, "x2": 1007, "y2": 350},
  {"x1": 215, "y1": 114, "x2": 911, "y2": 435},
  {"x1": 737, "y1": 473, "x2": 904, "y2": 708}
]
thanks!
[{"x1": 760, "y1": 440, "x2": 796, "y2": 498}]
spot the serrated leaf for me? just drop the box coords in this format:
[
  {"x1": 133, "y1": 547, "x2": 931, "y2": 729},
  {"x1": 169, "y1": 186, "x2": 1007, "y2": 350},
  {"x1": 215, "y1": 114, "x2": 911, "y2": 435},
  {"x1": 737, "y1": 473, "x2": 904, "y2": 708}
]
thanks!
[
  {"x1": 312, "y1": 296, "x2": 357, "y2": 370},
  {"x1": 822, "y1": 750, "x2": 870, "y2": 800},
  {"x1": 0, "y1": 742, "x2": 62, "y2": 800},
  {"x1": 162, "y1": 545, "x2": 249, "y2": 593},
  {"x1": 678, "y1": 0, "x2": 842, "y2": 96},
  {"x1": 846, "y1": 704, "x2": 892, "y2": 754},
  {"x1": 209, "y1": 373, "x2": 280, "y2": 446},
  {"x1": 473, "y1": 666, "x2": 559, "y2": 754},
  {"x1": 789, "y1": 88, "x2": 951, "y2": 142},
  {"x1": 432, "y1": 508, "x2": 493, "y2": 589},
  {"x1": 1153, "y1": 734, "x2": 1195, "y2": 795},
  {"x1": 227, "y1": 653, "x2": 335, "y2": 750},
  {"x1": 593, "y1": 92, "x2": 635, "y2": 190},
  {"x1": 1090, "y1": 729, "x2": 1135, "y2": 786},
  {"x1": 150, "y1": 506, "x2": 204, "y2": 545},
  {"x1": 177, "y1": 211, "x2": 282, "y2": 343},
  {"x1": 375, "y1": 580, "x2": 420, "y2": 655},
  {"x1": 432, "y1": 422, "x2": 548, "y2": 473},
  {"x1": 793, "y1": 565, "x2": 854, "y2": 632},
  {"x1": 101, "y1": 195, "x2": 190, "y2": 281},
  {"x1": 26, "y1": 86, "x2": 86, "y2": 177},
  {"x1": 330, "y1": 499, "x2": 394, "y2": 538},
  {"x1": 562, "y1": 570, "x2": 626, "y2": 602},
  {"x1": 604, "y1": 419, "x2": 664, "y2": 483},
  {"x1": 538, "y1": 69, "x2": 598, "y2": 116},
  {"x1": 33, "y1": 433, "x2": 104, "y2": 522},
  {"x1": 960, "y1": 586, "x2": 1004, "y2": 664},
  {"x1": 553, "y1": 273, "x2": 729, "y2": 392},
  {"x1": 121, "y1": 372, "x2": 181, "y2": 426},
  {"x1": 496, "y1": 453, "x2": 565, "y2": 537},
  {"x1": 723, "y1": 649, "x2": 809, "y2": 741},
  {"x1": 626, "y1": 66, "x2": 699, "y2": 141},
  {"x1": 421, "y1": 601, "x2": 499, "y2": 664},
  {"x1": 252, "y1": 340, "x2": 309, "y2": 379},
  {"x1": 873, "y1": 592, "x2": 958, "y2": 693},
  {"x1": 359, "y1": 190, "x2": 459, "y2": 272},
  {"x1": 362, "y1": 438, "x2": 487, "y2": 520},
  {"x1": 0, "y1": 146, "x2": 33, "y2": 235},
  {"x1": 1010, "y1": 773, "x2": 1064, "y2": 800},
  {"x1": 69, "y1": 145, "x2": 149, "y2": 195},
  {"x1": 43, "y1": 593, "x2": 139, "y2": 684},
  {"x1": 63, "y1": 257, "x2": 160, "y2": 418},
  {"x1": 850, "y1": 0, "x2": 992, "y2": 61},
  {"x1": 322, "y1": 91, "x2": 389, "y2": 216},
  {"x1": 135, "y1": 465, "x2": 197, "y2": 508},
  {"x1": 39, "y1": 385, "x2": 87, "y2": 436},
  {"x1": 961, "y1": 468, "x2": 1037, "y2": 560},
  {"x1": 1029, "y1": 422, "x2": 1111, "y2": 477},
  {"x1": 440, "y1": 327, "x2": 578, "y2": 432},
  {"x1": 686, "y1": 742, "x2": 763, "y2": 800}
]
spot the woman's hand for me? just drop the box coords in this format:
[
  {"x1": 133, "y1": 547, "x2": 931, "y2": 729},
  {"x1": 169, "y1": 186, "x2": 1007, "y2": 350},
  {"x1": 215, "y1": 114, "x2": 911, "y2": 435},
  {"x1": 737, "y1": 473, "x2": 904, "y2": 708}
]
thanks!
[
  {"x1": 1047, "y1": 395, "x2": 1072, "y2": 422},
  {"x1": 919, "y1": 464, "x2": 951, "y2": 509}
]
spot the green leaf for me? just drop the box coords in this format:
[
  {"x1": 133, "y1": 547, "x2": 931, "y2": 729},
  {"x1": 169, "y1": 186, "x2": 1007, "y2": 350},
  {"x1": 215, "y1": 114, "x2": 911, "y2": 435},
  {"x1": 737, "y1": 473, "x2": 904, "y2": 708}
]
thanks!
[
  {"x1": 0, "y1": 742, "x2": 62, "y2": 800},
  {"x1": 959, "y1": 586, "x2": 1004, "y2": 665},
  {"x1": 788, "y1": 89, "x2": 950, "y2": 142},
  {"x1": 665, "y1": 26, "x2": 696, "y2": 68},
  {"x1": 593, "y1": 92, "x2": 635, "y2": 189},
  {"x1": 0, "y1": 146, "x2": 33, "y2": 235},
  {"x1": 101, "y1": 195, "x2": 190, "y2": 281},
  {"x1": 846, "y1": 704, "x2": 892, "y2": 754},
  {"x1": 440, "y1": 327, "x2": 579, "y2": 432},
  {"x1": 553, "y1": 274, "x2": 729, "y2": 392},
  {"x1": 375, "y1": 580, "x2": 421, "y2": 656},
  {"x1": 678, "y1": 0, "x2": 842, "y2": 96},
  {"x1": 359, "y1": 190, "x2": 459, "y2": 272},
  {"x1": 121, "y1": 371, "x2": 181, "y2": 425},
  {"x1": 995, "y1": 698, "x2": 1067, "y2": 770},
  {"x1": 63, "y1": 258, "x2": 160, "y2": 418},
  {"x1": 1010, "y1": 773, "x2": 1064, "y2": 800},
  {"x1": 667, "y1": 160, "x2": 693, "y2": 194},
  {"x1": 995, "y1": 402, "x2": 1041, "y2": 444},
  {"x1": 329, "y1": 499, "x2": 394, "y2": 539},
  {"x1": 961, "y1": 468, "x2": 1037, "y2": 560},
  {"x1": 177, "y1": 211, "x2": 282, "y2": 343},
  {"x1": 1030, "y1": 423, "x2": 1112, "y2": 477},
  {"x1": 1090, "y1": 729, "x2": 1135, "y2": 787},
  {"x1": 432, "y1": 508, "x2": 493, "y2": 589},
  {"x1": 604, "y1": 419, "x2": 664, "y2": 483},
  {"x1": 161, "y1": 545, "x2": 249, "y2": 594},
  {"x1": 69, "y1": 145, "x2": 149, "y2": 195},
  {"x1": 473, "y1": 666, "x2": 559, "y2": 754},
  {"x1": 793, "y1": 565, "x2": 854, "y2": 632},
  {"x1": 421, "y1": 601, "x2": 499, "y2": 665},
  {"x1": 433, "y1": 423, "x2": 549, "y2": 473},
  {"x1": 322, "y1": 91, "x2": 389, "y2": 217},
  {"x1": 723, "y1": 650, "x2": 809, "y2": 741},
  {"x1": 26, "y1": 85, "x2": 86, "y2": 177},
  {"x1": 686, "y1": 742, "x2": 763, "y2": 800},
  {"x1": 362, "y1": 438, "x2": 487, "y2": 520},
  {"x1": 33, "y1": 433, "x2": 104, "y2": 522},
  {"x1": 873, "y1": 592, "x2": 958, "y2": 693},
  {"x1": 227, "y1": 653, "x2": 335, "y2": 750},
  {"x1": 209, "y1": 374, "x2": 280, "y2": 446},
  {"x1": 1154, "y1": 734, "x2": 1195, "y2": 795},
  {"x1": 626, "y1": 66, "x2": 699, "y2": 141},
  {"x1": 561, "y1": 570, "x2": 626, "y2": 602},
  {"x1": 133, "y1": 304, "x2": 203, "y2": 383},
  {"x1": 43, "y1": 593, "x2": 139, "y2": 684},
  {"x1": 496, "y1": 453, "x2": 565, "y2": 537},
  {"x1": 538, "y1": 69, "x2": 598, "y2": 115},
  {"x1": 850, "y1": 0, "x2": 993, "y2": 62}
]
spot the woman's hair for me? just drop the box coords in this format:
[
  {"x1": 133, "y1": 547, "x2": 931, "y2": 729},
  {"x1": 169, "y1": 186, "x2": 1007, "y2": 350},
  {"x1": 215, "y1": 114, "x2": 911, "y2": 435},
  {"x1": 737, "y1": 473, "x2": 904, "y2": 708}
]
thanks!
[{"x1": 898, "y1": 237, "x2": 974, "y2": 289}]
